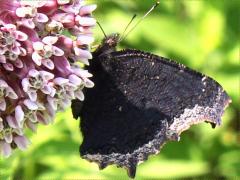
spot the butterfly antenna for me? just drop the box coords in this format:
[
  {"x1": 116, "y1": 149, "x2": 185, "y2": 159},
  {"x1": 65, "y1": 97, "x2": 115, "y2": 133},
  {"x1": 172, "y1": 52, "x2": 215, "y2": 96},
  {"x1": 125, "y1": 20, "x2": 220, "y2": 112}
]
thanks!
[
  {"x1": 97, "y1": 21, "x2": 107, "y2": 38},
  {"x1": 119, "y1": 14, "x2": 137, "y2": 41},
  {"x1": 121, "y1": 1, "x2": 160, "y2": 41}
]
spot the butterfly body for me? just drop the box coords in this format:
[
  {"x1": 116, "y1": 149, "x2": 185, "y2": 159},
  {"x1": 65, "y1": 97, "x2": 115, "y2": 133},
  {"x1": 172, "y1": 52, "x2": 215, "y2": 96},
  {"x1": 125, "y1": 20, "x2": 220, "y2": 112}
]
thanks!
[{"x1": 72, "y1": 34, "x2": 231, "y2": 178}]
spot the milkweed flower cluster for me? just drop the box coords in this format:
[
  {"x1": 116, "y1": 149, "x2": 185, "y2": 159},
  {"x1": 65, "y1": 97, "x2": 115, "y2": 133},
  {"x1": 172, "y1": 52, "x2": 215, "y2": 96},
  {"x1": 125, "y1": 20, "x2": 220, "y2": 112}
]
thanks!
[{"x1": 0, "y1": 0, "x2": 96, "y2": 157}]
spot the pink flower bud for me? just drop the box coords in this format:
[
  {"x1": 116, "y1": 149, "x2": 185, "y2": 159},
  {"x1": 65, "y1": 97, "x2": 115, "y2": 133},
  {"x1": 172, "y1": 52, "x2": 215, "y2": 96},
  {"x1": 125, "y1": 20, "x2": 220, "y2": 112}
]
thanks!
[
  {"x1": 37, "y1": 1, "x2": 58, "y2": 16},
  {"x1": 13, "y1": 135, "x2": 30, "y2": 150},
  {"x1": 51, "y1": 13, "x2": 75, "y2": 28}
]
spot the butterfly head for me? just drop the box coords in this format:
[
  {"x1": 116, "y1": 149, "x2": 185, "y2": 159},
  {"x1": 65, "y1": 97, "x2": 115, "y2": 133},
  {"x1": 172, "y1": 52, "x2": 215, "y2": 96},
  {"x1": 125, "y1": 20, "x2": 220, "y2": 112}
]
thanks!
[
  {"x1": 104, "y1": 33, "x2": 120, "y2": 47},
  {"x1": 94, "y1": 33, "x2": 120, "y2": 56}
]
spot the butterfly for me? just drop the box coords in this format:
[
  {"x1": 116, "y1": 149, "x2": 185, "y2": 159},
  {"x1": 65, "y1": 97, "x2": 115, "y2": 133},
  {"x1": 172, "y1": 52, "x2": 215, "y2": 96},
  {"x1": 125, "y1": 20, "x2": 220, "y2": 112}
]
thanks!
[{"x1": 71, "y1": 32, "x2": 231, "y2": 178}]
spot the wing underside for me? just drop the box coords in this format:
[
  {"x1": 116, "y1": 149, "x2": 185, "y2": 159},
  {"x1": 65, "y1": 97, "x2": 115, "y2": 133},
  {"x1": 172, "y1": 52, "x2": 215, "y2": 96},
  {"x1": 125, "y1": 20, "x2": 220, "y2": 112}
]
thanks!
[{"x1": 72, "y1": 49, "x2": 231, "y2": 178}]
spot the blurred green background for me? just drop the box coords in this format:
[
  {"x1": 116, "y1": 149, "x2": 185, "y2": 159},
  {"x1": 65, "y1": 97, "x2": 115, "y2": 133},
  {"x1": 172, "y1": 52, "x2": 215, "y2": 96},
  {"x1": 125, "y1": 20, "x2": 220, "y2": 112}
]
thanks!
[{"x1": 1, "y1": 0, "x2": 239, "y2": 179}]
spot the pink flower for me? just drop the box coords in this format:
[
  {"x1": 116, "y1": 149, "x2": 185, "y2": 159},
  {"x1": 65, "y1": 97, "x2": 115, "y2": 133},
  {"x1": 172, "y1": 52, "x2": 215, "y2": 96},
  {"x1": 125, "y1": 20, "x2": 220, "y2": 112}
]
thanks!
[
  {"x1": 16, "y1": 4, "x2": 49, "y2": 29},
  {"x1": 0, "y1": 0, "x2": 96, "y2": 157},
  {"x1": 32, "y1": 36, "x2": 64, "y2": 69},
  {"x1": 0, "y1": 24, "x2": 28, "y2": 71},
  {"x1": 0, "y1": 79, "x2": 18, "y2": 111}
]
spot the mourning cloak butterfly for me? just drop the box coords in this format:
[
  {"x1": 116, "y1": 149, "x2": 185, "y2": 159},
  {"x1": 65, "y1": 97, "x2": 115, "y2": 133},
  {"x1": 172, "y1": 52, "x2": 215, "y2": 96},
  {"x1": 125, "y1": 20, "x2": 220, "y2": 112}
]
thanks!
[{"x1": 71, "y1": 33, "x2": 231, "y2": 178}]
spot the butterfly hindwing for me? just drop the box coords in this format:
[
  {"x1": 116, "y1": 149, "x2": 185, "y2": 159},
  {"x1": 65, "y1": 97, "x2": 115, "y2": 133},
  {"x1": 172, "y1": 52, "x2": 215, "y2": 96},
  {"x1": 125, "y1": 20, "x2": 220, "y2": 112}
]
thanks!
[{"x1": 72, "y1": 48, "x2": 230, "y2": 178}]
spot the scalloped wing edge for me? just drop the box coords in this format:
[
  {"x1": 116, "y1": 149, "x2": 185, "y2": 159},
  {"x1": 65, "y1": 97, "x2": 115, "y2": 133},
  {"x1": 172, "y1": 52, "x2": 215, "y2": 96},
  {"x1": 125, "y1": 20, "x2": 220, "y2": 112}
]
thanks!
[{"x1": 80, "y1": 86, "x2": 231, "y2": 178}]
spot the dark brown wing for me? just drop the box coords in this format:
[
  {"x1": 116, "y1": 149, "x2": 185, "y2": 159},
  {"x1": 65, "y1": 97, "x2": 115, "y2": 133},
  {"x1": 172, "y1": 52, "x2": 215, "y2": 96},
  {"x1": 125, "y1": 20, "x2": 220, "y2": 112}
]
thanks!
[{"x1": 72, "y1": 49, "x2": 231, "y2": 178}]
